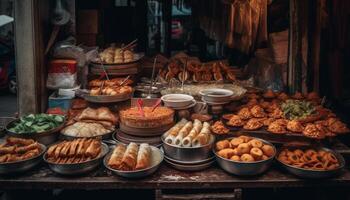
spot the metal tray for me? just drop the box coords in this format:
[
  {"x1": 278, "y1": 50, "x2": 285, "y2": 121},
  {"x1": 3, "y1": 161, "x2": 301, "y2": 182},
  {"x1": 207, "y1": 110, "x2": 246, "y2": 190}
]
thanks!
[
  {"x1": 43, "y1": 142, "x2": 109, "y2": 175},
  {"x1": 0, "y1": 143, "x2": 46, "y2": 174},
  {"x1": 161, "y1": 134, "x2": 215, "y2": 162},
  {"x1": 214, "y1": 137, "x2": 276, "y2": 176},
  {"x1": 164, "y1": 157, "x2": 214, "y2": 171},
  {"x1": 104, "y1": 145, "x2": 163, "y2": 178},
  {"x1": 6, "y1": 116, "x2": 65, "y2": 145},
  {"x1": 276, "y1": 146, "x2": 345, "y2": 179}
]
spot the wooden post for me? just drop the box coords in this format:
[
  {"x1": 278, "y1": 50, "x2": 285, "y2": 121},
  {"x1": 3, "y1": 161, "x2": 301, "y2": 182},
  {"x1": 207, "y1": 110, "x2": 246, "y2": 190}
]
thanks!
[{"x1": 14, "y1": 0, "x2": 48, "y2": 115}]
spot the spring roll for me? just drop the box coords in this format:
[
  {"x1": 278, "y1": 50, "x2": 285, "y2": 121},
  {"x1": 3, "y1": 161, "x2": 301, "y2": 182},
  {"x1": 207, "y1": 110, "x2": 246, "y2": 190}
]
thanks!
[
  {"x1": 164, "y1": 118, "x2": 188, "y2": 144},
  {"x1": 174, "y1": 121, "x2": 193, "y2": 146},
  {"x1": 119, "y1": 142, "x2": 139, "y2": 171},
  {"x1": 192, "y1": 122, "x2": 211, "y2": 147},
  {"x1": 108, "y1": 144, "x2": 126, "y2": 169},
  {"x1": 135, "y1": 143, "x2": 151, "y2": 170},
  {"x1": 85, "y1": 140, "x2": 101, "y2": 158}
]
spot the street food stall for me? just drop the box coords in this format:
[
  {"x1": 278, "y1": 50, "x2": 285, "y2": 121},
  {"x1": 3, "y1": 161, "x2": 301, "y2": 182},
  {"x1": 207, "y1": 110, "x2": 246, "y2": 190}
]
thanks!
[{"x1": 2, "y1": 0, "x2": 350, "y2": 199}]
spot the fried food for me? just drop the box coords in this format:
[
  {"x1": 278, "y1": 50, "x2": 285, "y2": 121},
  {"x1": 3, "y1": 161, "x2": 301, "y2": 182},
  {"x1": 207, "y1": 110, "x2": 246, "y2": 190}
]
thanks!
[
  {"x1": 240, "y1": 154, "x2": 255, "y2": 162},
  {"x1": 46, "y1": 138, "x2": 102, "y2": 164},
  {"x1": 250, "y1": 147, "x2": 263, "y2": 160},
  {"x1": 261, "y1": 145, "x2": 275, "y2": 157},
  {"x1": 211, "y1": 121, "x2": 229, "y2": 135},
  {"x1": 250, "y1": 105, "x2": 266, "y2": 118},
  {"x1": 286, "y1": 120, "x2": 304, "y2": 133},
  {"x1": 217, "y1": 148, "x2": 236, "y2": 159},
  {"x1": 267, "y1": 120, "x2": 287, "y2": 134},
  {"x1": 277, "y1": 148, "x2": 340, "y2": 171},
  {"x1": 262, "y1": 118, "x2": 276, "y2": 126},
  {"x1": 216, "y1": 140, "x2": 231, "y2": 151},
  {"x1": 0, "y1": 137, "x2": 41, "y2": 163},
  {"x1": 243, "y1": 118, "x2": 264, "y2": 130},
  {"x1": 230, "y1": 138, "x2": 244, "y2": 148},
  {"x1": 236, "y1": 143, "x2": 251, "y2": 155},
  {"x1": 328, "y1": 120, "x2": 350, "y2": 134},
  {"x1": 237, "y1": 107, "x2": 252, "y2": 120},
  {"x1": 303, "y1": 123, "x2": 325, "y2": 139},
  {"x1": 248, "y1": 139, "x2": 263, "y2": 148},
  {"x1": 227, "y1": 115, "x2": 246, "y2": 127},
  {"x1": 268, "y1": 108, "x2": 284, "y2": 119}
]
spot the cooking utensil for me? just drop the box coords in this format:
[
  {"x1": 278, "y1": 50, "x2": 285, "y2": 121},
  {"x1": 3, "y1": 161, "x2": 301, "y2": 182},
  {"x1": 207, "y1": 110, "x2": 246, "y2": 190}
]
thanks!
[
  {"x1": 44, "y1": 142, "x2": 109, "y2": 175},
  {"x1": 119, "y1": 75, "x2": 131, "y2": 86},
  {"x1": 151, "y1": 98, "x2": 162, "y2": 112},
  {"x1": 104, "y1": 145, "x2": 163, "y2": 178},
  {"x1": 137, "y1": 98, "x2": 145, "y2": 117},
  {"x1": 161, "y1": 134, "x2": 215, "y2": 162},
  {"x1": 214, "y1": 137, "x2": 276, "y2": 176},
  {"x1": 0, "y1": 143, "x2": 46, "y2": 174}
]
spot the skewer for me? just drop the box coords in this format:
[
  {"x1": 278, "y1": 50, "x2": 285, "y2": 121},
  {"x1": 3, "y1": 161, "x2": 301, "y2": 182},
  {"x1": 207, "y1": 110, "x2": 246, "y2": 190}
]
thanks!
[
  {"x1": 119, "y1": 75, "x2": 131, "y2": 86},
  {"x1": 121, "y1": 39, "x2": 138, "y2": 51},
  {"x1": 98, "y1": 56, "x2": 110, "y2": 80},
  {"x1": 148, "y1": 56, "x2": 158, "y2": 98}
]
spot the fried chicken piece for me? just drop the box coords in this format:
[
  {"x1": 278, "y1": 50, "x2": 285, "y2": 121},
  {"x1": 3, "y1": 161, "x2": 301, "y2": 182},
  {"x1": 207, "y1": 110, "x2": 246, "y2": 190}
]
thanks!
[
  {"x1": 286, "y1": 120, "x2": 304, "y2": 133},
  {"x1": 237, "y1": 107, "x2": 252, "y2": 120},
  {"x1": 227, "y1": 115, "x2": 246, "y2": 127},
  {"x1": 250, "y1": 105, "x2": 266, "y2": 118},
  {"x1": 243, "y1": 118, "x2": 264, "y2": 130},
  {"x1": 303, "y1": 123, "x2": 325, "y2": 139},
  {"x1": 268, "y1": 121, "x2": 287, "y2": 134}
]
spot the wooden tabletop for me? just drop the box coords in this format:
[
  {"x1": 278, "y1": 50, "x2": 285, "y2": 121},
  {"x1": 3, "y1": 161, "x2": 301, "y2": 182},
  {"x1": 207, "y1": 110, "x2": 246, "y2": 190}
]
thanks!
[{"x1": 1, "y1": 164, "x2": 350, "y2": 190}]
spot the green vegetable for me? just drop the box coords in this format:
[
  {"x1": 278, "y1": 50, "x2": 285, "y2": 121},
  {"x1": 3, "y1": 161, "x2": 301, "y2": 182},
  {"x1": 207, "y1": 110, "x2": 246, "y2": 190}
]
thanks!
[
  {"x1": 8, "y1": 114, "x2": 65, "y2": 134},
  {"x1": 281, "y1": 100, "x2": 316, "y2": 120}
]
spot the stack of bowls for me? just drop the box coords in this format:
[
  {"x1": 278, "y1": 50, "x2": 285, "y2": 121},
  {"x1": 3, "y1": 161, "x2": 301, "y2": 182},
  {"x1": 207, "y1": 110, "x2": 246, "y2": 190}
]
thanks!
[
  {"x1": 161, "y1": 94, "x2": 196, "y2": 110},
  {"x1": 199, "y1": 89, "x2": 234, "y2": 105},
  {"x1": 161, "y1": 134, "x2": 215, "y2": 171}
]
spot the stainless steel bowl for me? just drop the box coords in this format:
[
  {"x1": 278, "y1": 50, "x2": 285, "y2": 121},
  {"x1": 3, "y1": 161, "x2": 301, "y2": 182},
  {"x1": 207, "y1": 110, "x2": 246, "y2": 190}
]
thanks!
[
  {"x1": 104, "y1": 145, "x2": 163, "y2": 178},
  {"x1": 199, "y1": 89, "x2": 234, "y2": 103},
  {"x1": 43, "y1": 143, "x2": 109, "y2": 175},
  {"x1": 164, "y1": 157, "x2": 214, "y2": 171},
  {"x1": 214, "y1": 137, "x2": 276, "y2": 176},
  {"x1": 161, "y1": 134, "x2": 215, "y2": 162},
  {"x1": 6, "y1": 116, "x2": 65, "y2": 145},
  {"x1": 163, "y1": 151, "x2": 215, "y2": 165},
  {"x1": 0, "y1": 143, "x2": 46, "y2": 174},
  {"x1": 276, "y1": 146, "x2": 345, "y2": 179}
]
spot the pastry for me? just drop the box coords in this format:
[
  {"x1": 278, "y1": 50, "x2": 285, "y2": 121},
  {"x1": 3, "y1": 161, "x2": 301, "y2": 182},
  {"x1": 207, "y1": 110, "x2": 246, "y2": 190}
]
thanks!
[
  {"x1": 230, "y1": 138, "x2": 244, "y2": 148},
  {"x1": 250, "y1": 105, "x2": 266, "y2": 118},
  {"x1": 211, "y1": 121, "x2": 229, "y2": 135},
  {"x1": 261, "y1": 145, "x2": 274, "y2": 157},
  {"x1": 240, "y1": 154, "x2": 255, "y2": 162},
  {"x1": 192, "y1": 122, "x2": 211, "y2": 147},
  {"x1": 119, "y1": 142, "x2": 139, "y2": 171},
  {"x1": 216, "y1": 140, "x2": 231, "y2": 151},
  {"x1": 227, "y1": 115, "x2": 245, "y2": 127},
  {"x1": 164, "y1": 119, "x2": 188, "y2": 144},
  {"x1": 243, "y1": 118, "x2": 264, "y2": 130},
  {"x1": 303, "y1": 123, "x2": 325, "y2": 139},
  {"x1": 268, "y1": 120, "x2": 287, "y2": 134},
  {"x1": 286, "y1": 120, "x2": 304, "y2": 133},
  {"x1": 135, "y1": 143, "x2": 151, "y2": 170},
  {"x1": 237, "y1": 107, "x2": 252, "y2": 120},
  {"x1": 174, "y1": 121, "x2": 193, "y2": 146},
  {"x1": 250, "y1": 147, "x2": 263, "y2": 160},
  {"x1": 248, "y1": 139, "x2": 263, "y2": 148},
  {"x1": 108, "y1": 144, "x2": 126, "y2": 169},
  {"x1": 217, "y1": 148, "x2": 235, "y2": 159}
]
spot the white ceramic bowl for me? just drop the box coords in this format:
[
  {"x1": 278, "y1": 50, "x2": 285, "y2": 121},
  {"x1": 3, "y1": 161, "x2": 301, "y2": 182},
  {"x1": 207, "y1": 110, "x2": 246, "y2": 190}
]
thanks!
[
  {"x1": 161, "y1": 94, "x2": 194, "y2": 108},
  {"x1": 199, "y1": 89, "x2": 233, "y2": 103}
]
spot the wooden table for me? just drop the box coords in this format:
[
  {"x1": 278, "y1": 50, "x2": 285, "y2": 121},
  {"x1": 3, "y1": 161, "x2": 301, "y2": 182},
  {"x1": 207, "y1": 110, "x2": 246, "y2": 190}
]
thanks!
[{"x1": 1, "y1": 164, "x2": 350, "y2": 190}]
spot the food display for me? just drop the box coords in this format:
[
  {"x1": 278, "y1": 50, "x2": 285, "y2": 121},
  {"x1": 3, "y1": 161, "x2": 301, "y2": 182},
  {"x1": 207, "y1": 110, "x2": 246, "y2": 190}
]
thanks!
[
  {"x1": 62, "y1": 107, "x2": 116, "y2": 138},
  {"x1": 164, "y1": 119, "x2": 213, "y2": 147},
  {"x1": 277, "y1": 148, "x2": 340, "y2": 171},
  {"x1": 159, "y1": 59, "x2": 236, "y2": 83},
  {"x1": 88, "y1": 78, "x2": 133, "y2": 96},
  {"x1": 224, "y1": 90, "x2": 349, "y2": 139},
  {"x1": 0, "y1": 137, "x2": 43, "y2": 163},
  {"x1": 107, "y1": 142, "x2": 151, "y2": 171},
  {"x1": 119, "y1": 106, "x2": 174, "y2": 128},
  {"x1": 215, "y1": 136, "x2": 275, "y2": 162},
  {"x1": 98, "y1": 46, "x2": 135, "y2": 64},
  {"x1": 45, "y1": 138, "x2": 102, "y2": 164},
  {"x1": 7, "y1": 114, "x2": 64, "y2": 134},
  {"x1": 211, "y1": 121, "x2": 229, "y2": 135}
]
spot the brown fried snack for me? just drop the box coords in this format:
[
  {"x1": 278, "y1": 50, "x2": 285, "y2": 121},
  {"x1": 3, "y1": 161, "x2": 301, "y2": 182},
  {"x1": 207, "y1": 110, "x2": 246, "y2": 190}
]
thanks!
[
  {"x1": 237, "y1": 107, "x2": 252, "y2": 120},
  {"x1": 243, "y1": 118, "x2": 264, "y2": 130},
  {"x1": 227, "y1": 115, "x2": 246, "y2": 127},
  {"x1": 262, "y1": 118, "x2": 276, "y2": 126},
  {"x1": 268, "y1": 108, "x2": 284, "y2": 119},
  {"x1": 268, "y1": 120, "x2": 287, "y2": 134},
  {"x1": 211, "y1": 121, "x2": 230, "y2": 135},
  {"x1": 250, "y1": 105, "x2": 266, "y2": 118},
  {"x1": 328, "y1": 120, "x2": 349, "y2": 134},
  {"x1": 303, "y1": 123, "x2": 325, "y2": 139},
  {"x1": 286, "y1": 120, "x2": 304, "y2": 133}
]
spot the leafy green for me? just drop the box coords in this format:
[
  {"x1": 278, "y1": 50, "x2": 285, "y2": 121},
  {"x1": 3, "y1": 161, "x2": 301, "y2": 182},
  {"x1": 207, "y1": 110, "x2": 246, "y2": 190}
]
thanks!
[
  {"x1": 281, "y1": 100, "x2": 316, "y2": 120},
  {"x1": 8, "y1": 114, "x2": 65, "y2": 134}
]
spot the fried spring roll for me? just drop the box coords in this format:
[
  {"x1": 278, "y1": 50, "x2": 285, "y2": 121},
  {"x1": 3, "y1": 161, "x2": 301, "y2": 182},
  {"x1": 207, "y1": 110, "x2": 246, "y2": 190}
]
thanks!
[
  {"x1": 174, "y1": 122, "x2": 193, "y2": 146},
  {"x1": 108, "y1": 144, "x2": 126, "y2": 169},
  {"x1": 135, "y1": 143, "x2": 151, "y2": 170},
  {"x1": 119, "y1": 142, "x2": 138, "y2": 171}
]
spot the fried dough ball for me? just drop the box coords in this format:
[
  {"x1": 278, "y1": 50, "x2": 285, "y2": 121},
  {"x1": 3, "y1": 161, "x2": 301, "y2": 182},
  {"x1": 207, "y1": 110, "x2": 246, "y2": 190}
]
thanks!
[
  {"x1": 262, "y1": 155, "x2": 269, "y2": 160},
  {"x1": 216, "y1": 140, "x2": 230, "y2": 151},
  {"x1": 261, "y1": 145, "x2": 275, "y2": 157},
  {"x1": 217, "y1": 148, "x2": 236, "y2": 159},
  {"x1": 286, "y1": 120, "x2": 304, "y2": 133},
  {"x1": 240, "y1": 154, "x2": 255, "y2": 162},
  {"x1": 250, "y1": 147, "x2": 263, "y2": 160},
  {"x1": 227, "y1": 115, "x2": 246, "y2": 127},
  {"x1": 238, "y1": 135, "x2": 251, "y2": 143},
  {"x1": 248, "y1": 139, "x2": 263, "y2": 148},
  {"x1": 243, "y1": 118, "x2": 264, "y2": 130},
  {"x1": 230, "y1": 155, "x2": 240, "y2": 162},
  {"x1": 237, "y1": 107, "x2": 252, "y2": 120},
  {"x1": 250, "y1": 105, "x2": 266, "y2": 118},
  {"x1": 236, "y1": 143, "x2": 251, "y2": 155},
  {"x1": 230, "y1": 138, "x2": 244, "y2": 148}
]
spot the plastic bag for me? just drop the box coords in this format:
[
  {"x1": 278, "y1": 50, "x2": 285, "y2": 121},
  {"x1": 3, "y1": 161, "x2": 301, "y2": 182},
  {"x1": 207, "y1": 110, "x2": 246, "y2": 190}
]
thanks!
[{"x1": 46, "y1": 59, "x2": 78, "y2": 89}]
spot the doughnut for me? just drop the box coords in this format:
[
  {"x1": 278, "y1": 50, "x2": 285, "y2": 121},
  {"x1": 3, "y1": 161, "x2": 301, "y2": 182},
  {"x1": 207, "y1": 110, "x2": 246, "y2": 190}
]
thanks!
[
  {"x1": 312, "y1": 162, "x2": 324, "y2": 170},
  {"x1": 230, "y1": 138, "x2": 244, "y2": 148},
  {"x1": 288, "y1": 154, "x2": 300, "y2": 163},
  {"x1": 325, "y1": 152, "x2": 338, "y2": 163},
  {"x1": 261, "y1": 155, "x2": 269, "y2": 160},
  {"x1": 317, "y1": 150, "x2": 327, "y2": 157},
  {"x1": 230, "y1": 155, "x2": 240, "y2": 162},
  {"x1": 236, "y1": 143, "x2": 251, "y2": 155},
  {"x1": 248, "y1": 139, "x2": 263, "y2": 148},
  {"x1": 278, "y1": 155, "x2": 291, "y2": 164},
  {"x1": 305, "y1": 149, "x2": 317, "y2": 157},
  {"x1": 217, "y1": 148, "x2": 235, "y2": 159},
  {"x1": 238, "y1": 135, "x2": 251, "y2": 143},
  {"x1": 250, "y1": 147, "x2": 263, "y2": 160},
  {"x1": 216, "y1": 140, "x2": 230, "y2": 151},
  {"x1": 261, "y1": 145, "x2": 274, "y2": 157},
  {"x1": 293, "y1": 149, "x2": 304, "y2": 157},
  {"x1": 240, "y1": 154, "x2": 255, "y2": 162}
]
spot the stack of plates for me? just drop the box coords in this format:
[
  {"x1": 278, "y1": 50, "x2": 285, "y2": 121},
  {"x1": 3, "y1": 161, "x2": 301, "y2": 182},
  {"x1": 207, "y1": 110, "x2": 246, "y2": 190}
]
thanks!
[
  {"x1": 113, "y1": 130, "x2": 162, "y2": 147},
  {"x1": 119, "y1": 122, "x2": 174, "y2": 137},
  {"x1": 163, "y1": 153, "x2": 215, "y2": 171}
]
